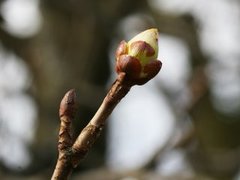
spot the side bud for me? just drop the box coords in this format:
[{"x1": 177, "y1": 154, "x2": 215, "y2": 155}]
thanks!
[
  {"x1": 115, "y1": 28, "x2": 162, "y2": 85},
  {"x1": 59, "y1": 89, "x2": 78, "y2": 119}
]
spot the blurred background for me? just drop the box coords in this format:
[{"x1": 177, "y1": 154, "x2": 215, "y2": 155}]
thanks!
[{"x1": 0, "y1": 0, "x2": 240, "y2": 179}]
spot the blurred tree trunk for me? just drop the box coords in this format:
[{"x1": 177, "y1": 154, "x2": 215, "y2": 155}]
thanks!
[
  {"x1": 0, "y1": 0, "x2": 147, "y2": 174},
  {"x1": 0, "y1": 0, "x2": 239, "y2": 179},
  {"x1": 0, "y1": 0, "x2": 148, "y2": 174}
]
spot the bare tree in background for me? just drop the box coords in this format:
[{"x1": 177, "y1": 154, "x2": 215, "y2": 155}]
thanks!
[{"x1": 0, "y1": 0, "x2": 239, "y2": 179}]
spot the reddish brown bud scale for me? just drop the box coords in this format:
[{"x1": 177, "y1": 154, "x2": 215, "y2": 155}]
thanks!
[
  {"x1": 115, "y1": 40, "x2": 128, "y2": 61},
  {"x1": 143, "y1": 60, "x2": 162, "y2": 79},
  {"x1": 59, "y1": 89, "x2": 78, "y2": 119},
  {"x1": 133, "y1": 61, "x2": 161, "y2": 85},
  {"x1": 129, "y1": 41, "x2": 155, "y2": 57},
  {"x1": 116, "y1": 55, "x2": 142, "y2": 80}
]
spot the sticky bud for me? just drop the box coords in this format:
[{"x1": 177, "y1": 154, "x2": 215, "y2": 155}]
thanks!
[{"x1": 115, "y1": 28, "x2": 162, "y2": 85}]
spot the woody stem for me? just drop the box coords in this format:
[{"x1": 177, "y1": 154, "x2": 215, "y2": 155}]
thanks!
[{"x1": 51, "y1": 73, "x2": 132, "y2": 180}]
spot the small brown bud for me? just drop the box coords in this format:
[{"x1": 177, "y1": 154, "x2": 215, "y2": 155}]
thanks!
[{"x1": 59, "y1": 89, "x2": 78, "y2": 119}]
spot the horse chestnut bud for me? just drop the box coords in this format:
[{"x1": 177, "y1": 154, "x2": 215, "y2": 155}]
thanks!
[{"x1": 115, "y1": 28, "x2": 162, "y2": 85}]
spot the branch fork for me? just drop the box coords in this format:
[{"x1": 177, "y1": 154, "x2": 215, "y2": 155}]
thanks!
[{"x1": 52, "y1": 28, "x2": 162, "y2": 179}]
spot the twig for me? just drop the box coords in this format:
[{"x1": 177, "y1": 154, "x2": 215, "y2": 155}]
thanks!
[
  {"x1": 51, "y1": 73, "x2": 132, "y2": 179},
  {"x1": 51, "y1": 28, "x2": 161, "y2": 179},
  {"x1": 51, "y1": 89, "x2": 77, "y2": 180},
  {"x1": 70, "y1": 73, "x2": 131, "y2": 167}
]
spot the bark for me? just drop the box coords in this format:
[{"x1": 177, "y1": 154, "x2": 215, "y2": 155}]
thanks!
[{"x1": 51, "y1": 73, "x2": 131, "y2": 179}]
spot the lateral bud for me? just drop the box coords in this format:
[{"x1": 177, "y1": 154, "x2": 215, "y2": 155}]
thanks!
[{"x1": 59, "y1": 89, "x2": 78, "y2": 119}]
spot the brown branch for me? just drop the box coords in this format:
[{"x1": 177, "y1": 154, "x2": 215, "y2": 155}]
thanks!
[
  {"x1": 51, "y1": 89, "x2": 77, "y2": 179},
  {"x1": 52, "y1": 28, "x2": 161, "y2": 179},
  {"x1": 71, "y1": 73, "x2": 131, "y2": 167},
  {"x1": 51, "y1": 73, "x2": 131, "y2": 180}
]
